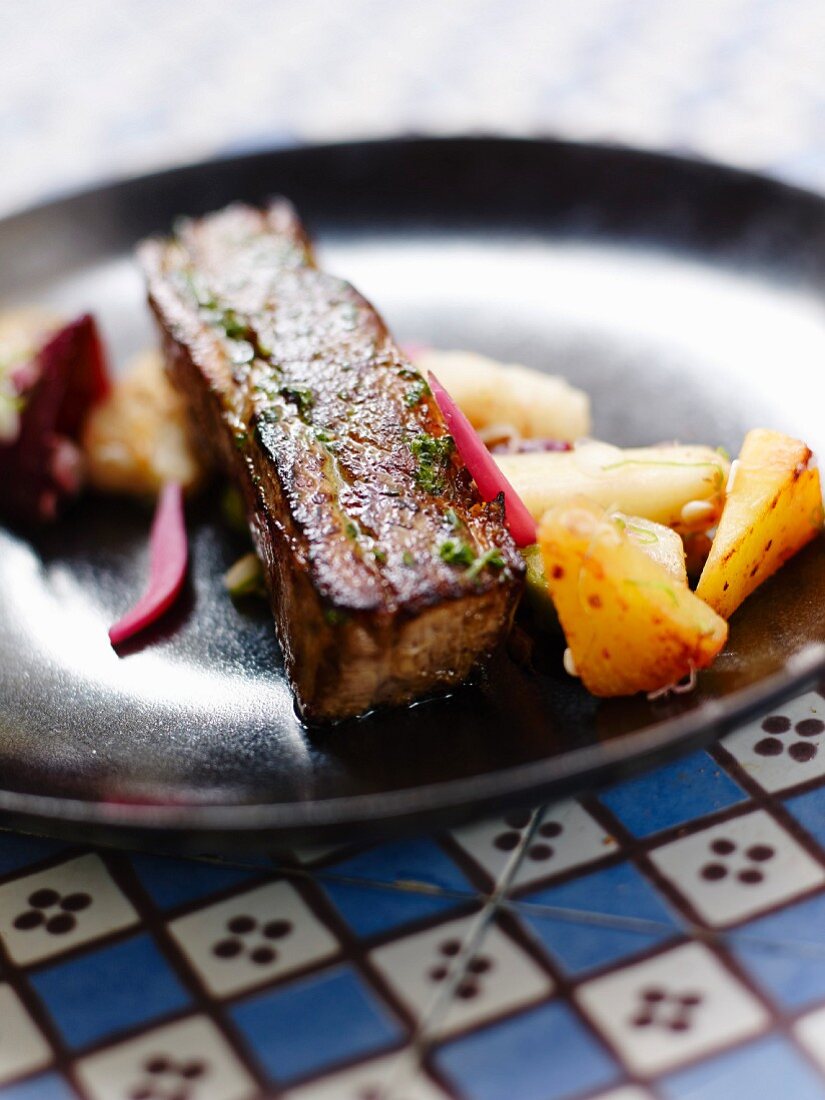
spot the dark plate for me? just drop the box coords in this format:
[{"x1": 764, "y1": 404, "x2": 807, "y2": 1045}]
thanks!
[{"x1": 2, "y1": 137, "x2": 825, "y2": 854}]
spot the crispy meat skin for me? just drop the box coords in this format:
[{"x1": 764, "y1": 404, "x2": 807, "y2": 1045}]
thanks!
[{"x1": 140, "y1": 202, "x2": 523, "y2": 721}]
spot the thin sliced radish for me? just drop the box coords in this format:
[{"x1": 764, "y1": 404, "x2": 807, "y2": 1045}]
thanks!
[
  {"x1": 109, "y1": 482, "x2": 188, "y2": 645},
  {"x1": 428, "y1": 371, "x2": 537, "y2": 546}
]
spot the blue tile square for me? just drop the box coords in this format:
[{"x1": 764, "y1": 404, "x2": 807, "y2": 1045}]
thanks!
[
  {"x1": 30, "y1": 933, "x2": 190, "y2": 1048},
  {"x1": 0, "y1": 833, "x2": 66, "y2": 877},
  {"x1": 733, "y1": 939, "x2": 825, "y2": 1012},
  {"x1": 598, "y1": 751, "x2": 746, "y2": 837},
  {"x1": 231, "y1": 965, "x2": 402, "y2": 1084},
  {"x1": 435, "y1": 1000, "x2": 619, "y2": 1100},
  {"x1": 130, "y1": 853, "x2": 255, "y2": 910},
  {"x1": 320, "y1": 879, "x2": 466, "y2": 938},
  {"x1": 0, "y1": 1074, "x2": 76, "y2": 1100},
  {"x1": 729, "y1": 889, "x2": 825, "y2": 949},
  {"x1": 660, "y1": 1035, "x2": 825, "y2": 1100},
  {"x1": 728, "y1": 892, "x2": 825, "y2": 1009},
  {"x1": 518, "y1": 861, "x2": 679, "y2": 975},
  {"x1": 785, "y1": 787, "x2": 825, "y2": 850},
  {"x1": 320, "y1": 838, "x2": 473, "y2": 895}
]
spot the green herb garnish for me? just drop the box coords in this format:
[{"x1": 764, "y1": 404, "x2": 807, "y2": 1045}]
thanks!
[
  {"x1": 439, "y1": 540, "x2": 506, "y2": 580},
  {"x1": 439, "y1": 539, "x2": 476, "y2": 566},
  {"x1": 466, "y1": 548, "x2": 506, "y2": 581},
  {"x1": 402, "y1": 550, "x2": 415, "y2": 567},
  {"x1": 410, "y1": 433, "x2": 454, "y2": 493},
  {"x1": 404, "y1": 379, "x2": 431, "y2": 407},
  {"x1": 221, "y1": 310, "x2": 248, "y2": 339},
  {"x1": 624, "y1": 523, "x2": 659, "y2": 544}
]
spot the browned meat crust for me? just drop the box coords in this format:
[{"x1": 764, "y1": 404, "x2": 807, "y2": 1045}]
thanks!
[{"x1": 140, "y1": 202, "x2": 523, "y2": 721}]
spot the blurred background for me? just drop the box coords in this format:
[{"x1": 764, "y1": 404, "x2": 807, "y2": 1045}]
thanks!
[{"x1": 3, "y1": 0, "x2": 825, "y2": 217}]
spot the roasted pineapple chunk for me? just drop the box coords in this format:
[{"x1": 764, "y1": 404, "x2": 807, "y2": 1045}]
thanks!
[
  {"x1": 539, "y1": 498, "x2": 728, "y2": 696},
  {"x1": 522, "y1": 513, "x2": 686, "y2": 633},
  {"x1": 696, "y1": 429, "x2": 823, "y2": 618},
  {"x1": 612, "y1": 513, "x2": 687, "y2": 583}
]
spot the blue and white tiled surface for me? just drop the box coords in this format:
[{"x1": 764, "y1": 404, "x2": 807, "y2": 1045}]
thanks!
[
  {"x1": 2, "y1": 694, "x2": 825, "y2": 1097},
  {"x1": 5, "y1": 0, "x2": 825, "y2": 1095}
]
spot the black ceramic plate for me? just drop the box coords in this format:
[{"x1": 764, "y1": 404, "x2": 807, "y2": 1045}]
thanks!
[{"x1": 2, "y1": 137, "x2": 825, "y2": 853}]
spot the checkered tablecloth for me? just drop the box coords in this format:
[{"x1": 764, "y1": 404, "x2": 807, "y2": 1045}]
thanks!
[{"x1": 4, "y1": 1, "x2": 825, "y2": 1096}]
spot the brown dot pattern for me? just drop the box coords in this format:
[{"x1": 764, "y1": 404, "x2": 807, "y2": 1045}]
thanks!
[
  {"x1": 12, "y1": 888, "x2": 92, "y2": 935},
  {"x1": 212, "y1": 913, "x2": 292, "y2": 964},
  {"x1": 630, "y1": 987, "x2": 703, "y2": 1031},
  {"x1": 128, "y1": 1056, "x2": 208, "y2": 1100},
  {"x1": 493, "y1": 815, "x2": 565, "y2": 863},
  {"x1": 753, "y1": 713, "x2": 824, "y2": 762},
  {"x1": 700, "y1": 837, "x2": 775, "y2": 885}
]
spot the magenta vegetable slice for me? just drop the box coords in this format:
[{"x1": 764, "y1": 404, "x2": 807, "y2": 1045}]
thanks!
[
  {"x1": 0, "y1": 313, "x2": 111, "y2": 523},
  {"x1": 109, "y1": 482, "x2": 188, "y2": 646},
  {"x1": 428, "y1": 371, "x2": 537, "y2": 547}
]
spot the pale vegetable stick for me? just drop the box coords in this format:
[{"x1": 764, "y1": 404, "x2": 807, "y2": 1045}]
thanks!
[
  {"x1": 412, "y1": 348, "x2": 591, "y2": 442},
  {"x1": 496, "y1": 441, "x2": 730, "y2": 532}
]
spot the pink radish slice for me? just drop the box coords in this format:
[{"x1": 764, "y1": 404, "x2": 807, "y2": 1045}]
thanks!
[
  {"x1": 109, "y1": 483, "x2": 188, "y2": 646},
  {"x1": 428, "y1": 372, "x2": 537, "y2": 547}
]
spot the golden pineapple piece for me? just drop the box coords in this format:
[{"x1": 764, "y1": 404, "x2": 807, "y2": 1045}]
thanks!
[
  {"x1": 522, "y1": 513, "x2": 686, "y2": 634},
  {"x1": 696, "y1": 429, "x2": 823, "y2": 618},
  {"x1": 539, "y1": 497, "x2": 728, "y2": 696},
  {"x1": 612, "y1": 513, "x2": 687, "y2": 583}
]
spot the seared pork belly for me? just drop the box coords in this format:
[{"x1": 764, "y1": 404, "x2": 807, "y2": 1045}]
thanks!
[{"x1": 140, "y1": 202, "x2": 523, "y2": 721}]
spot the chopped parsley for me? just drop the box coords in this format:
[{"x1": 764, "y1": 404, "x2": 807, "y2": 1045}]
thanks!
[
  {"x1": 439, "y1": 539, "x2": 476, "y2": 566},
  {"x1": 439, "y1": 541, "x2": 507, "y2": 580},
  {"x1": 221, "y1": 310, "x2": 248, "y2": 340},
  {"x1": 404, "y1": 379, "x2": 431, "y2": 407},
  {"x1": 410, "y1": 433, "x2": 454, "y2": 493},
  {"x1": 402, "y1": 550, "x2": 415, "y2": 567}
]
